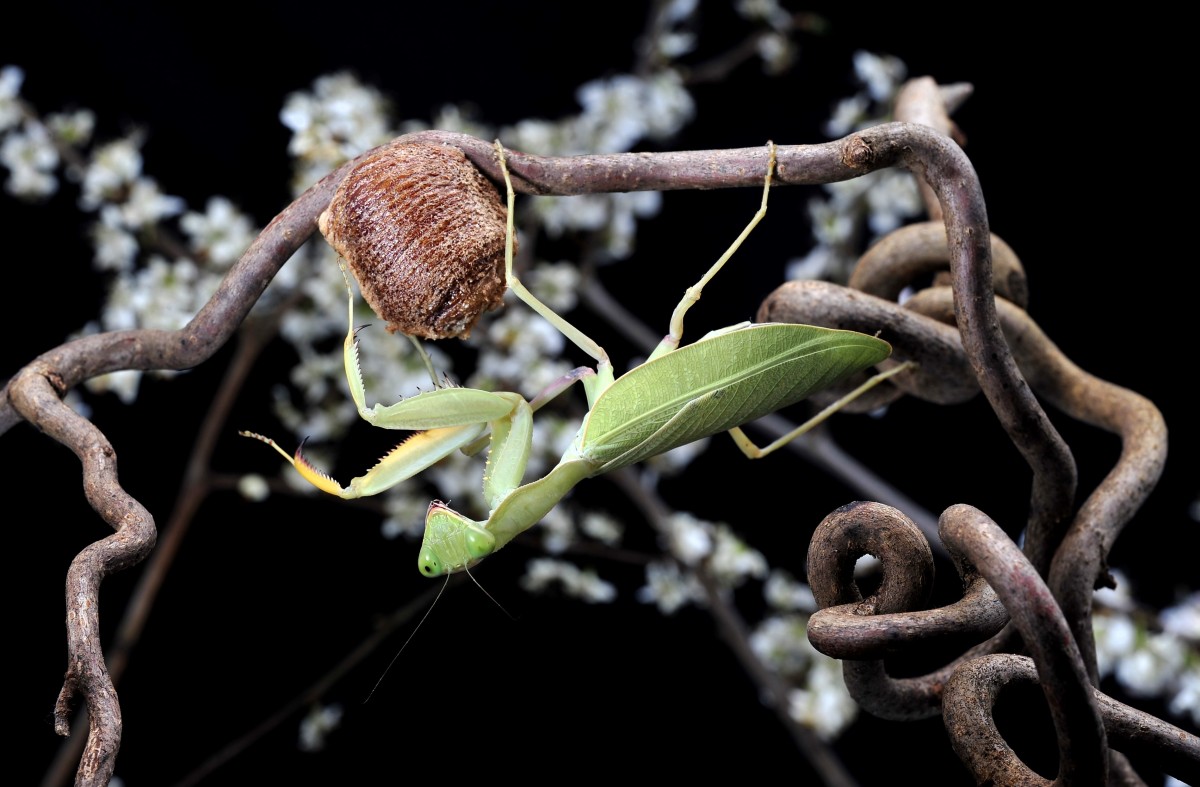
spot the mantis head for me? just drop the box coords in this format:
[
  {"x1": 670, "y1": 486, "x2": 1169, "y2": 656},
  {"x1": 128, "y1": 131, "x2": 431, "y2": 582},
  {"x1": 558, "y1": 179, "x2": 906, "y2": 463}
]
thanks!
[{"x1": 418, "y1": 501, "x2": 497, "y2": 577}]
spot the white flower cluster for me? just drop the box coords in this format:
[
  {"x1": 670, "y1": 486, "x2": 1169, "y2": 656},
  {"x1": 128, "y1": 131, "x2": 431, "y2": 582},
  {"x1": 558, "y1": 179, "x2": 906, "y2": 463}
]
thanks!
[
  {"x1": 280, "y1": 72, "x2": 393, "y2": 194},
  {"x1": 297, "y1": 703, "x2": 343, "y2": 752},
  {"x1": 2, "y1": 66, "x2": 263, "y2": 403},
  {"x1": 786, "y1": 51, "x2": 923, "y2": 285},
  {"x1": 1094, "y1": 576, "x2": 1199, "y2": 726},
  {"x1": 734, "y1": 0, "x2": 802, "y2": 74},
  {"x1": 635, "y1": 512, "x2": 768, "y2": 615},
  {"x1": 0, "y1": 65, "x2": 69, "y2": 200},
  {"x1": 749, "y1": 570, "x2": 858, "y2": 739},
  {"x1": 520, "y1": 557, "x2": 617, "y2": 603}
]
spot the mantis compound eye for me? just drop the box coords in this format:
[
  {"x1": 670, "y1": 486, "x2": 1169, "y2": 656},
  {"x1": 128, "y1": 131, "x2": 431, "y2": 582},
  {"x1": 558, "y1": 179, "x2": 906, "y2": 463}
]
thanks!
[
  {"x1": 417, "y1": 547, "x2": 444, "y2": 578},
  {"x1": 464, "y1": 526, "x2": 496, "y2": 560}
]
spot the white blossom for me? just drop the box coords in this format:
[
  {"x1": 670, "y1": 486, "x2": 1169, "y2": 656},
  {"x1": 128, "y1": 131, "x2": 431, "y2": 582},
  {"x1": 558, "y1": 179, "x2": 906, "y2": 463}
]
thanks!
[
  {"x1": 636, "y1": 560, "x2": 705, "y2": 614},
  {"x1": 538, "y1": 507, "x2": 576, "y2": 554},
  {"x1": 664, "y1": 511, "x2": 713, "y2": 565},
  {"x1": 751, "y1": 613, "x2": 815, "y2": 676},
  {"x1": 576, "y1": 75, "x2": 650, "y2": 154},
  {"x1": 46, "y1": 108, "x2": 95, "y2": 146},
  {"x1": 1, "y1": 121, "x2": 58, "y2": 198},
  {"x1": 237, "y1": 474, "x2": 270, "y2": 502},
  {"x1": 764, "y1": 570, "x2": 817, "y2": 612},
  {"x1": 1114, "y1": 630, "x2": 1189, "y2": 698},
  {"x1": 521, "y1": 558, "x2": 616, "y2": 603},
  {"x1": 785, "y1": 244, "x2": 840, "y2": 282},
  {"x1": 380, "y1": 487, "x2": 429, "y2": 540},
  {"x1": 298, "y1": 703, "x2": 343, "y2": 752},
  {"x1": 429, "y1": 103, "x2": 494, "y2": 140},
  {"x1": 639, "y1": 70, "x2": 694, "y2": 141},
  {"x1": 864, "y1": 170, "x2": 922, "y2": 235},
  {"x1": 79, "y1": 135, "x2": 143, "y2": 210},
  {"x1": 527, "y1": 261, "x2": 582, "y2": 313},
  {"x1": 661, "y1": 0, "x2": 699, "y2": 24},
  {"x1": 708, "y1": 524, "x2": 768, "y2": 587},
  {"x1": 580, "y1": 511, "x2": 623, "y2": 547},
  {"x1": 85, "y1": 369, "x2": 142, "y2": 404},
  {"x1": 657, "y1": 31, "x2": 696, "y2": 59},
  {"x1": 280, "y1": 72, "x2": 392, "y2": 191},
  {"x1": 90, "y1": 206, "x2": 138, "y2": 271},
  {"x1": 853, "y1": 50, "x2": 907, "y2": 102},
  {"x1": 118, "y1": 177, "x2": 185, "y2": 227},
  {"x1": 1160, "y1": 592, "x2": 1200, "y2": 641},
  {"x1": 0, "y1": 65, "x2": 24, "y2": 132},
  {"x1": 756, "y1": 33, "x2": 796, "y2": 75},
  {"x1": 736, "y1": 0, "x2": 792, "y2": 31},
  {"x1": 180, "y1": 196, "x2": 258, "y2": 268},
  {"x1": 533, "y1": 193, "x2": 610, "y2": 237},
  {"x1": 1169, "y1": 665, "x2": 1200, "y2": 726},
  {"x1": 787, "y1": 658, "x2": 858, "y2": 740},
  {"x1": 824, "y1": 94, "x2": 870, "y2": 138}
]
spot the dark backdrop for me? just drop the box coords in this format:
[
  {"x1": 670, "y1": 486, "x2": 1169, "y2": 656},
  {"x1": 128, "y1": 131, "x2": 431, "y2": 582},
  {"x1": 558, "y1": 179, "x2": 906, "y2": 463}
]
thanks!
[{"x1": 4, "y1": 4, "x2": 1193, "y2": 785}]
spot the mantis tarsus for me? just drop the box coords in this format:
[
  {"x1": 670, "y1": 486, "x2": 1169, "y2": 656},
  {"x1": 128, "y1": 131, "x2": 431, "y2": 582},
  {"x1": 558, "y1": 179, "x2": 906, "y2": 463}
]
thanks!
[{"x1": 242, "y1": 140, "x2": 910, "y2": 577}]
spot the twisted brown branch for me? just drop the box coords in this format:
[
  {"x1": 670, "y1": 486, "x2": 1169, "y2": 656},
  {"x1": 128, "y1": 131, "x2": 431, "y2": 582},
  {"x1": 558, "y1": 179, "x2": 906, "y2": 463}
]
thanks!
[
  {"x1": 805, "y1": 502, "x2": 1007, "y2": 721},
  {"x1": 1, "y1": 121, "x2": 1003, "y2": 782},
  {"x1": 903, "y1": 287, "x2": 1168, "y2": 682}
]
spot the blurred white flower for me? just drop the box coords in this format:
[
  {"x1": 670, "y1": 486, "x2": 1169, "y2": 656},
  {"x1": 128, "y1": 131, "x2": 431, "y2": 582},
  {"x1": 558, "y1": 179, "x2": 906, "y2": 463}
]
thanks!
[
  {"x1": 852, "y1": 50, "x2": 906, "y2": 102},
  {"x1": 298, "y1": 703, "x2": 343, "y2": 752},
  {"x1": 237, "y1": 474, "x2": 270, "y2": 502},
  {"x1": 280, "y1": 72, "x2": 392, "y2": 191},
  {"x1": 46, "y1": 108, "x2": 95, "y2": 146},
  {"x1": 1161, "y1": 592, "x2": 1200, "y2": 641},
  {"x1": 1115, "y1": 630, "x2": 1189, "y2": 698},
  {"x1": 85, "y1": 369, "x2": 142, "y2": 404},
  {"x1": 637, "y1": 560, "x2": 705, "y2": 614},
  {"x1": 79, "y1": 135, "x2": 144, "y2": 210},
  {"x1": 764, "y1": 570, "x2": 817, "y2": 612},
  {"x1": 180, "y1": 196, "x2": 258, "y2": 268},
  {"x1": 521, "y1": 558, "x2": 616, "y2": 603},
  {"x1": 580, "y1": 511, "x2": 623, "y2": 547},
  {"x1": 864, "y1": 170, "x2": 922, "y2": 235},
  {"x1": 380, "y1": 487, "x2": 428, "y2": 540},
  {"x1": 756, "y1": 32, "x2": 796, "y2": 75},
  {"x1": 1169, "y1": 664, "x2": 1199, "y2": 726},
  {"x1": 736, "y1": 0, "x2": 792, "y2": 31},
  {"x1": 538, "y1": 507, "x2": 576, "y2": 554},
  {"x1": 1, "y1": 121, "x2": 58, "y2": 199},
  {"x1": 527, "y1": 261, "x2": 582, "y2": 313},
  {"x1": 665, "y1": 511, "x2": 713, "y2": 565},
  {"x1": 118, "y1": 177, "x2": 185, "y2": 227},
  {"x1": 0, "y1": 65, "x2": 25, "y2": 132},
  {"x1": 751, "y1": 613, "x2": 815, "y2": 676},
  {"x1": 787, "y1": 658, "x2": 858, "y2": 740},
  {"x1": 823, "y1": 94, "x2": 870, "y2": 138},
  {"x1": 91, "y1": 206, "x2": 139, "y2": 271},
  {"x1": 657, "y1": 31, "x2": 696, "y2": 59},
  {"x1": 708, "y1": 524, "x2": 767, "y2": 587}
]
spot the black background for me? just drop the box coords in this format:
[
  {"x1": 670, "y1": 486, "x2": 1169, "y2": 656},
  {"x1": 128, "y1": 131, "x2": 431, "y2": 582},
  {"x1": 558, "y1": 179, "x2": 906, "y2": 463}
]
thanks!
[{"x1": 4, "y1": 3, "x2": 1195, "y2": 785}]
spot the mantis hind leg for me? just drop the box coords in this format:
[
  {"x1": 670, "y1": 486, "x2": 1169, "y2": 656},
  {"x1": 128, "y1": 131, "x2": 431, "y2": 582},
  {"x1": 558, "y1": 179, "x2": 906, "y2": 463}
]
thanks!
[
  {"x1": 648, "y1": 141, "x2": 777, "y2": 363},
  {"x1": 728, "y1": 360, "x2": 916, "y2": 459},
  {"x1": 493, "y1": 141, "x2": 614, "y2": 397}
]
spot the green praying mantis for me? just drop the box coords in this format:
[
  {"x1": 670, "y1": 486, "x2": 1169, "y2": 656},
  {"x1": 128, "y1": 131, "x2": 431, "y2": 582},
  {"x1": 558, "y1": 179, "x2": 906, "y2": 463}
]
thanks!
[{"x1": 242, "y1": 140, "x2": 910, "y2": 577}]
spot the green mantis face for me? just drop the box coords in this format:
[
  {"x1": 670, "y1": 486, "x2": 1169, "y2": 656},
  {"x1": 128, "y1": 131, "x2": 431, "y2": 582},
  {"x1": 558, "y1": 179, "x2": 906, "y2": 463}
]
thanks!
[
  {"x1": 242, "y1": 139, "x2": 907, "y2": 578},
  {"x1": 417, "y1": 503, "x2": 497, "y2": 577}
]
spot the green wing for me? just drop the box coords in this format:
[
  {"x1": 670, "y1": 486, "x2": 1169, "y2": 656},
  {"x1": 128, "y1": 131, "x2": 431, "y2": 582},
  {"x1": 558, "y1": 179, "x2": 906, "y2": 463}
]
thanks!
[{"x1": 582, "y1": 323, "x2": 890, "y2": 472}]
